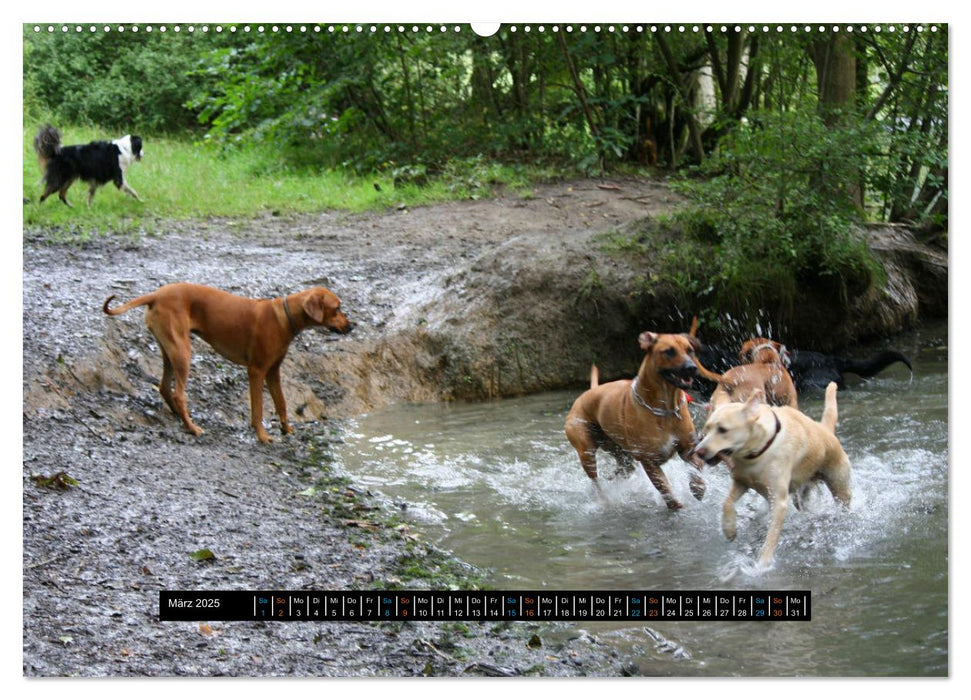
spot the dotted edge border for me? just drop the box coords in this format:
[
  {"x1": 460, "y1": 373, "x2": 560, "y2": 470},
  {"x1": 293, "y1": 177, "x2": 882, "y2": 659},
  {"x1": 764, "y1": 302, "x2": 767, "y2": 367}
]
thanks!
[{"x1": 30, "y1": 24, "x2": 941, "y2": 36}]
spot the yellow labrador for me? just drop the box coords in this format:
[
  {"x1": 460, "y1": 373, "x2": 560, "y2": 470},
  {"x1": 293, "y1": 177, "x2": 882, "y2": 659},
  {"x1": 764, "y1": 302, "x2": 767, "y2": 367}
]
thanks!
[{"x1": 692, "y1": 383, "x2": 851, "y2": 567}]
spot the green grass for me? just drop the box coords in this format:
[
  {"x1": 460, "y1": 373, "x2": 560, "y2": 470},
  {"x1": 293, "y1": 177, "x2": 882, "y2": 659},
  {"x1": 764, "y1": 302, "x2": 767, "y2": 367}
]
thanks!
[{"x1": 22, "y1": 122, "x2": 545, "y2": 231}]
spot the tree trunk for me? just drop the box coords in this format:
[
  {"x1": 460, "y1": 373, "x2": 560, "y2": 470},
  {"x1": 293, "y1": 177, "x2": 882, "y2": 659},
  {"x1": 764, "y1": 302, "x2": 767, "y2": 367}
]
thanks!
[
  {"x1": 654, "y1": 32, "x2": 705, "y2": 165},
  {"x1": 810, "y1": 34, "x2": 857, "y2": 125},
  {"x1": 810, "y1": 34, "x2": 863, "y2": 210},
  {"x1": 558, "y1": 33, "x2": 604, "y2": 171}
]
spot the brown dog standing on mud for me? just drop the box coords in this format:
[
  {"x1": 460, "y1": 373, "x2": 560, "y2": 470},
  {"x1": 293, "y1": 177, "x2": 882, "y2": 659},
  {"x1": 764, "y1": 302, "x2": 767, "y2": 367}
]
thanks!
[
  {"x1": 696, "y1": 337, "x2": 798, "y2": 409},
  {"x1": 565, "y1": 331, "x2": 706, "y2": 510},
  {"x1": 104, "y1": 283, "x2": 352, "y2": 443},
  {"x1": 692, "y1": 383, "x2": 851, "y2": 567}
]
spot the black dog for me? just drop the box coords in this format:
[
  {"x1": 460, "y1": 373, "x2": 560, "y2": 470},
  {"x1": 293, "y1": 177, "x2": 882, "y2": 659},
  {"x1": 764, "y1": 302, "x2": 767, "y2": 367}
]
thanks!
[
  {"x1": 786, "y1": 349, "x2": 913, "y2": 390},
  {"x1": 33, "y1": 124, "x2": 143, "y2": 207},
  {"x1": 696, "y1": 344, "x2": 912, "y2": 392}
]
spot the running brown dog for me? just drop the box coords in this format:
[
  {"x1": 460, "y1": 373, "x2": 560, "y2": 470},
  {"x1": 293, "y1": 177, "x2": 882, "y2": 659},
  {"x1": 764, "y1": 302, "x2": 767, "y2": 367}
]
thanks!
[
  {"x1": 104, "y1": 283, "x2": 352, "y2": 443},
  {"x1": 696, "y1": 337, "x2": 798, "y2": 409},
  {"x1": 565, "y1": 330, "x2": 706, "y2": 510}
]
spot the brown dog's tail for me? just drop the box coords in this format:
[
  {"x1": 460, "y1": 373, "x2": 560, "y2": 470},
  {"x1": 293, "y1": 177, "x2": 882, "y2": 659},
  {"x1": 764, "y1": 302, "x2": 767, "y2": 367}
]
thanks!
[
  {"x1": 687, "y1": 316, "x2": 723, "y2": 383},
  {"x1": 103, "y1": 292, "x2": 157, "y2": 316},
  {"x1": 590, "y1": 365, "x2": 599, "y2": 390},
  {"x1": 821, "y1": 382, "x2": 838, "y2": 432},
  {"x1": 692, "y1": 357, "x2": 724, "y2": 384}
]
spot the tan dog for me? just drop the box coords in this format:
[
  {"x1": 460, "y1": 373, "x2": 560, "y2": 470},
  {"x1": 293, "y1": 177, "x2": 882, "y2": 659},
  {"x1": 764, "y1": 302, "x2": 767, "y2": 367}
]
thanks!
[
  {"x1": 697, "y1": 337, "x2": 798, "y2": 409},
  {"x1": 693, "y1": 383, "x2": 851, "y2": 567},
  {"x1": 104, "y1": 283, "x2": 352, "y2": 443},
  {"x1": 565, "y1": 331, "x2": 706, "y2": 510}
]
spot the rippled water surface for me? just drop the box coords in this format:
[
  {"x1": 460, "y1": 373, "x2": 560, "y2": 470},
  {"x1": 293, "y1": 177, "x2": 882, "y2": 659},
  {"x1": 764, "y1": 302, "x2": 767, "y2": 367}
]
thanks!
[{"x1": 335, "y1": 324, "x2": 948, "y2": 676}]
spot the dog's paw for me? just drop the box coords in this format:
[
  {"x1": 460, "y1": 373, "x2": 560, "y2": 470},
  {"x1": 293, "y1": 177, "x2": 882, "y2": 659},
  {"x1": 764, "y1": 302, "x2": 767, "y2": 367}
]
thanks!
[
  {"x1": 689, "y1": 477, "x2": 706, "y2": 501},
  {"x1": 755, "y1": 555, "x2": 776, "y2": 571}
]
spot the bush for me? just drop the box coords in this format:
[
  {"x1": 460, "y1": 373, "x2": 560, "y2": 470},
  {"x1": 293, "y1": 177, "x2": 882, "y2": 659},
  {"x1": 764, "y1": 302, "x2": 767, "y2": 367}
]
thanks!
[
  {"x1": 23, "y1": 27, "x2": 214, "y2": 132},
  {"x1": 669, "y1": 109, "x2": 884, "y2": 324}
]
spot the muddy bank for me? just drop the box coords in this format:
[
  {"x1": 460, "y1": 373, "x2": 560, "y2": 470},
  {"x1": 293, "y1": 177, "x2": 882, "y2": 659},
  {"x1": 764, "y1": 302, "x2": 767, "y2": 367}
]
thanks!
[
  {"x1": 22, "y1": 177, "x2": 946, "y2": 676},
  {"x1": 24, "y1": 178, "x2": 945, "y2": 419}
]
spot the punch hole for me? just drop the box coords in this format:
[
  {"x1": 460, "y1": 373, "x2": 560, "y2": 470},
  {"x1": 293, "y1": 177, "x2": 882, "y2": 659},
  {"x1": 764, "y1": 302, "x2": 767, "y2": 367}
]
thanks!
[{"x1": 471, "y1": 23, "x2": 501, "y2": 37}]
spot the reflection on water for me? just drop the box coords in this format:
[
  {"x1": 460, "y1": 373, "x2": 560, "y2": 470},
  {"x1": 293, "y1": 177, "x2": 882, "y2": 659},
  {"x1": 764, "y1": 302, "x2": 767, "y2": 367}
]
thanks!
[{"x1": 335, "y1": 324, "x2": 947, "y2": 676}]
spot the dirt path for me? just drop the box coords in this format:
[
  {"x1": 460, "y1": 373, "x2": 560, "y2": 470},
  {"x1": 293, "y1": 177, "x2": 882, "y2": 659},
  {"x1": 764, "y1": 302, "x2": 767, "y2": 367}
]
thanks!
[{"x1": 22, "y1": 177, "x2": 677, "y2": 677}]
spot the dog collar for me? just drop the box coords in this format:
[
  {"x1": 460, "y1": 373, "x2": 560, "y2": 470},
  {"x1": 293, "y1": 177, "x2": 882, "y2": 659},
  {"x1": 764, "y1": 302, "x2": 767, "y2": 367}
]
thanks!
[
  {"x1": 282, "y1": 295, "x2": 299, "y2": 335},
  {"x1": 749, "y1": 342, "x2": 790, "y2": 368},
  {"x1": 630, "y1": 378, "x2": 686, "y2": 419},
  {"x1": 745, "y1": 413, "x2": 782, "y2": 459}
]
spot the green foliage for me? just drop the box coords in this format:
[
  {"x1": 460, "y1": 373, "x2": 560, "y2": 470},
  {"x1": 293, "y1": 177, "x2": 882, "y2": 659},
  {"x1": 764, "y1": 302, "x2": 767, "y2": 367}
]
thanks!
[
  {"x1": 188, "y1": 30, "x2": 469, "y2": 172},
  {"x1": 669, "y1": 109, "x2": 884, "y2": 322},
  {"x1": 862, "y1": 27, "x2": 948, "y2": 230},
  {"x1": 23, "y1": 26, "x2": 217, "y2": 132},
  {"x1": 22, "y1": 24, "x2": 947, "y2": 233},
  {"x1": 184, "y1": 28, "x2": 645, "y2": 173}
]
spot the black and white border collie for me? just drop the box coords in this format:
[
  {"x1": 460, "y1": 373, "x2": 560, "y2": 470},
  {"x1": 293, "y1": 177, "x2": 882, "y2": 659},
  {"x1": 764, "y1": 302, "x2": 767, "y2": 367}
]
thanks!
[{"x1": 33, "y1": 124, "x2": 143, "y2": 206}]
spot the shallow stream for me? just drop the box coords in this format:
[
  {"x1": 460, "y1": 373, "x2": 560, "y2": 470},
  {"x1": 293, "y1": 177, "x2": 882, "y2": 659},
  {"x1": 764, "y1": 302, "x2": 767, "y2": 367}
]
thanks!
[{"x1": 335, "y1": 324, "x2": 948, "y2": 676}]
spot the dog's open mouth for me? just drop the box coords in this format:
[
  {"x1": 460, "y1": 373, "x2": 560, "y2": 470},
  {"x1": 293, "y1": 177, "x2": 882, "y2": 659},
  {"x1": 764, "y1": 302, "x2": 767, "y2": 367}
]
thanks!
[
  {"x1": 695, "y1": 446, "x2": 732, "y2": 466},
  {"x1": 660, "y1": 367, "x2": 696, "y2": 390}
]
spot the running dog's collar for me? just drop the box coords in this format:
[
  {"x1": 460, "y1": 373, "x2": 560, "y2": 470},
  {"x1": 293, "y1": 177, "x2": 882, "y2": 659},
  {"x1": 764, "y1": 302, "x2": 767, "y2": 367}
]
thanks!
[
  {"x1": 282, "y1": 295, "x2": 298, "y2": 335},
  {"x1": 745, "y1": 413, "x2": 782, "y2": 459},
  {"x1": 630, "y1": 378, "x2": 686, "y2": 419},
  {"x1": 749, "y1": 342, "x2": 790, "y2": 368}
]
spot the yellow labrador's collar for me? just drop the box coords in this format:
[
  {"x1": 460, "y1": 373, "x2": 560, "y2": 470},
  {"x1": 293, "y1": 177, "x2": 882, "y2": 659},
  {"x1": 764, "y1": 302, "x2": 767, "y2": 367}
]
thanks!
[{"x1": 746, "y1": 413, "x2": 782, "y2": 459}]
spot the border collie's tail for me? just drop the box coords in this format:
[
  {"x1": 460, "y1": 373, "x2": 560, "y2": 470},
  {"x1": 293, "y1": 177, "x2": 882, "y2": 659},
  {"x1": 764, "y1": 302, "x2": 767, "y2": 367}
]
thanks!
[
  {"x1": 33, "y1": 124, "x2": 62, "y2": 168},
  {"x1": 821, "y1": 382, "x2": 839, "y2": 433},
  {"x1": 33, "y1": 124, "x2": 61, "y2": 157},
  {"x1": 839, "y1": 350, "x2": 913, "y2": 379}
]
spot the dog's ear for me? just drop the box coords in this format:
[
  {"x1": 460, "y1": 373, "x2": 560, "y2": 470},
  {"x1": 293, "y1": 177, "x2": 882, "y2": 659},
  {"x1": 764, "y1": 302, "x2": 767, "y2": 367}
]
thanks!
[
  {"x1": 681, "y1": 333, "x2": 701, "y2": 352},
  {"x1": 302, "y1": 292, "x2": 329, "y2": 323},
  {"x1": 638, "y1": 331, "x2": 658, "y2": 351},
  {"x1": 738, "y1": 340, "x2": 755, "y2": 363},
  {"x1": 742, "y1": 390, "x2": 763, "y2": 418}
]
